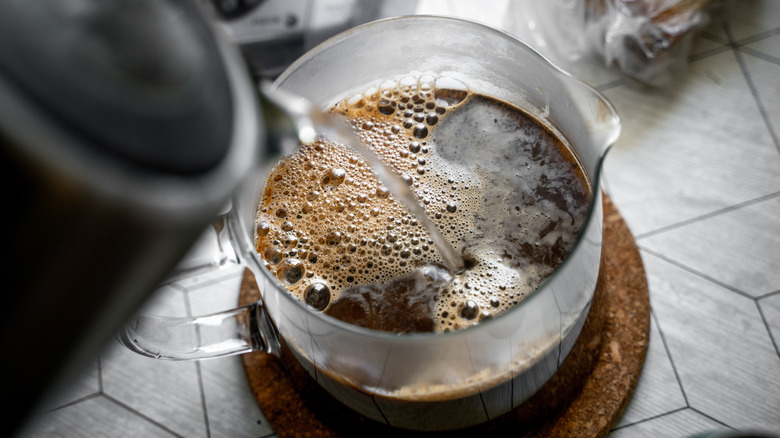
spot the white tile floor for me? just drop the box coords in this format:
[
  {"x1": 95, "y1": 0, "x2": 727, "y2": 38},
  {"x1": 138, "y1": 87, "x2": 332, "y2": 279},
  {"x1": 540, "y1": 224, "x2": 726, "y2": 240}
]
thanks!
[{"x1": 16, "y1": 1, "x2": 780, "y2": 437}]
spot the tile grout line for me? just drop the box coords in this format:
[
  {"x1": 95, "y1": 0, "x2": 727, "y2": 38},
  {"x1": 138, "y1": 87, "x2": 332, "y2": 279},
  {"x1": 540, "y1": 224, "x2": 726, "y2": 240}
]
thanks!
[
  {"x1": 635, "y1": 191, "x2": 780, "y2": 241},
  {"x1": 689, "y1": 45, "x2": 733, "y2": 63},
  {"x1": 649, "y1": 308, "x2": 690, "y2": 407},
  {"x1": 609, "y1": 406, "x2": 688, "y2": 432},
  {"x1": 757, "y1": 289, "x2": 780, "y2": 300},
  {"x1": 739, "y1": 46, "x2": 780, "y2": 67},
  {"x1": 101, "y1": 393, "x2": 186, "y2": 438},
  {"x1": 731, "y1": 26, "x2": 780, "y2": 48},
  {"x1": 734, "y1": 47, "x2": 780, "y2": 156},
  {"x1": 755, "y1": 301, "x2": 780, "y2": 362},
  {"x1": 195, "y1": 361, "x2": 212, "y2": 438},
  {"x1": 44, "y1": 392, "x2": 103, "y2": 414},
  {"x1": 687, "y1": 406, "x2": 737, "y2": 430},
  {"x1": 167, "y1": 281, "x2": 189, "y2": 293},
  {"x1": 641, "y1": 245, "x2": 780, "y2": 377},
  {"x1": 639, "y1": 247, "x2": 755, "y2": 301},
  {"x1": 726, "y1": 23, "x2": 780, "y2": 158},
  {"x1": 641, "y1": 243, "x2": 780, "y2": 405}
]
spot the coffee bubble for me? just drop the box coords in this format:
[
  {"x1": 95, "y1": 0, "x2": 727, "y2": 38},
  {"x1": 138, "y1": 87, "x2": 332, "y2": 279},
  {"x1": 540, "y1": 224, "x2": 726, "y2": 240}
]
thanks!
[
  {"x1": 413, "y1": 124, "x2": 428, "y2": 139},
  {"x1": 280, "y1": 259, "x2": 305, "y2": 284},
  {"x1": 322, "y1": 168, "x2": 346, "y2": 188},
  {"x1": 256, "y1": 221, "x2": 270, "y2": 237},
  {"x1": 460, "y1": 300, "x2": 479, "y2": 320},
  {"x1": 305, "y1": 283, "x2": 331, "y2": 310},
  {"x1": 326, "y1": 231, "x2": 342, "y2": 246},
  {"x1": 264, "y1": 247, "x2": 283, "y2": 265}
]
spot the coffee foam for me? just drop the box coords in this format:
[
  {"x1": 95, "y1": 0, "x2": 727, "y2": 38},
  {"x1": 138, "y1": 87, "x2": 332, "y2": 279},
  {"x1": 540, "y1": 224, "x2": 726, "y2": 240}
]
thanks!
[{"x1": 255, "y1": 74, "x2": 590, "y2": 333}]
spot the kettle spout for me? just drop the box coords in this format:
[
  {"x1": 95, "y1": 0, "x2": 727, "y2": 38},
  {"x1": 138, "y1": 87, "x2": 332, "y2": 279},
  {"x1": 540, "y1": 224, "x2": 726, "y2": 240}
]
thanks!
[
  {"x1": 256, "y1": 81, "x2": 366, "y2": 165},
  {"x1": 256, "y1": 80, "x2": 317, "y2": 160}
]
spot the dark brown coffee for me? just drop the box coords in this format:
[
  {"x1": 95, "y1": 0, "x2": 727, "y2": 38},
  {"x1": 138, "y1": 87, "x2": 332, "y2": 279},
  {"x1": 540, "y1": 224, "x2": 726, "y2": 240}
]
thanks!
[{"x1": 254, "y1": 76, "x2": 590, "y2": 334}]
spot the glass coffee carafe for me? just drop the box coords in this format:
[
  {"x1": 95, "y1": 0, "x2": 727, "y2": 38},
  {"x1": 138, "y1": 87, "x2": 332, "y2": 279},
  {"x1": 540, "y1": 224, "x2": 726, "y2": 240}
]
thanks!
[{"x1": 120, "y1": 15, "x2": 620, "y2": 431}]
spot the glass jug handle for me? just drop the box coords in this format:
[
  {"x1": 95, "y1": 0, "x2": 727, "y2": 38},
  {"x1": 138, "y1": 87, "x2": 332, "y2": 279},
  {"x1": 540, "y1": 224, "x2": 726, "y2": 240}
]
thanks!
[
  {"x1": 117, "y1": 211, "x2": 280, "y2": 360},
  {"x1": 118, "y1": 300, "x2": 266, "y2": 360}
]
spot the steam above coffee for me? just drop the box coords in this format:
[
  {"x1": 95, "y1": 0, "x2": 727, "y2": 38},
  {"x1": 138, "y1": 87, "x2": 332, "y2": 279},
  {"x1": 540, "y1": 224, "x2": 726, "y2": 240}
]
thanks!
[{"x1": 255, "y1": 75, "x2": 590, "y2": 333}]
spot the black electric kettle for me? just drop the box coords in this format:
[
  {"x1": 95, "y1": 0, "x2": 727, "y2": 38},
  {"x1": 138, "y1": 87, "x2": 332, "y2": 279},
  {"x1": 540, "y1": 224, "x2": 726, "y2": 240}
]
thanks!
[{"x1": 0, "y1": 1, "x2": 286, "y2": 434}]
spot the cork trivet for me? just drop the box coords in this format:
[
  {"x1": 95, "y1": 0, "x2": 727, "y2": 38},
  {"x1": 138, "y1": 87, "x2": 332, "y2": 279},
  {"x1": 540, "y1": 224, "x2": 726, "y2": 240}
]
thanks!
[{"x1": 239, "y1": 194, "x2": 650, "y2": 437}]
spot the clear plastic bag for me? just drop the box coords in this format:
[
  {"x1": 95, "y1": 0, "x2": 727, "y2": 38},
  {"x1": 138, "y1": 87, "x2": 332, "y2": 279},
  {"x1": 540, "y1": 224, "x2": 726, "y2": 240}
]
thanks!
[
  {"x1": 585, "y1": 0, "x2": 714, "y2": 87},
  {"x1": 506, "y1": 0, "x2": 722, "y2": 88}
]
